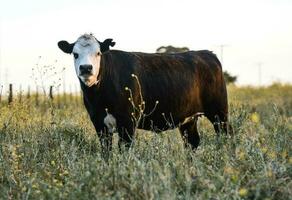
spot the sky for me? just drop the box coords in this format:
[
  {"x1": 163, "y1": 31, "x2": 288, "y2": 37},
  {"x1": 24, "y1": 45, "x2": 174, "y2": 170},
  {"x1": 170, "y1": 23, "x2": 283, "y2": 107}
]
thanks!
[{"x1": 0, "y1": 0, "x2": 292, "y2": 92}]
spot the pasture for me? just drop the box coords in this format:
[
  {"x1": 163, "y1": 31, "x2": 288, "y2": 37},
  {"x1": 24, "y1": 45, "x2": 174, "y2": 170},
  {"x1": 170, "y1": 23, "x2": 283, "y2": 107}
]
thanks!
[{"x1": 0, "y1": 84, "x2": 291, "y2": 199}]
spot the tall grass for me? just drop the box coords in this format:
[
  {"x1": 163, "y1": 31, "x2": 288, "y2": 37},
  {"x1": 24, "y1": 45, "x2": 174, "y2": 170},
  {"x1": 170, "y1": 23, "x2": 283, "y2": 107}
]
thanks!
[{"x1": 0, "y1": 85, "x2": 291, "y2": 199}]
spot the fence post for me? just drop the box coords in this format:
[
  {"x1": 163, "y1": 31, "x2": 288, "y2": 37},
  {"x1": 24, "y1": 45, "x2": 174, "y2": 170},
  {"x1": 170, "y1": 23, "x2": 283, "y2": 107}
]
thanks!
[
  {"x1": 27, "y1": 86, "x2": 31, "y2": 99},
  {"x1": 35, "y1": 86, "x2": 39, "y2": 106},
  {"x1": 0, "y1": 85, "x2": 3, "y2": 103},
  {"x1": 56, "y1": 89, "x2": 60, "y2": 108},
  {"x1": 69, "y1": 85, "x2": 73, "y2": 102},
  {"x1": 18, "y1": 85, "x2": 22, "y2": 103},
  {"x1": 74, "y1": 85, "x2": 79, "y2": 105},
  {"x1": 49, "y1": 86, "x2": 53, "y2": 100},
  {"x1": 63, "y1": 85, "x2": 67, "y2": 105},
  {"x1": 8, "y1": 84, "x2": 13, "y2": 104},
  {"x1": 57, "y1": 88, "x2": 61, "y2": 108}
]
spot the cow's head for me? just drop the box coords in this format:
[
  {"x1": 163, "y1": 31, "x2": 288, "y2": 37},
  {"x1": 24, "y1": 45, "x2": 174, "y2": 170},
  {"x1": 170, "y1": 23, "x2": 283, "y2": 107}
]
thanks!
[{"x1": 58, "y1": 34, "x2": 115, "y2": 87}]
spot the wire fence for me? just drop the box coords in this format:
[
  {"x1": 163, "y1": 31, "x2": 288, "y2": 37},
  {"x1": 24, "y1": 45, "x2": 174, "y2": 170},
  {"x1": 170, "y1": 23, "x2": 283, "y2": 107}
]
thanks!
[{"x1": 0, "y1": 84, "x2": 82, "y2": 108}]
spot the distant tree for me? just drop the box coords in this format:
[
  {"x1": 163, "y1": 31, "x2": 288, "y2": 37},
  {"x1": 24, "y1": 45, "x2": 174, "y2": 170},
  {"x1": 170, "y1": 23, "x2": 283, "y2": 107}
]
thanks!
[
  {"x1": 156, "y1": 45, "x2": 237, "y2": 84},
  {"x1": 223, "y1": 71, "x2": 237, "y2": 84},
  {"x1": 156, "y1": 45, "x2": 189, "y2": 54}
]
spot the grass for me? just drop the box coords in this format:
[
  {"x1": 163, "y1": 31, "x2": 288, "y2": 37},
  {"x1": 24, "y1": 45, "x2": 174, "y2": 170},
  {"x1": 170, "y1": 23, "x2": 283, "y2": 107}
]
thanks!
[{"x1": 0, "y1": 84, "x2": 291, "y2": 199}]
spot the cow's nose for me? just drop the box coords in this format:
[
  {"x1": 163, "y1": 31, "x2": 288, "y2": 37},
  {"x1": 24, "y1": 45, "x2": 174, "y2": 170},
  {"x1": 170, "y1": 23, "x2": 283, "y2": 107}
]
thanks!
[{"x1": 79, "y1": 64, "x2": 93, "y2": 75}]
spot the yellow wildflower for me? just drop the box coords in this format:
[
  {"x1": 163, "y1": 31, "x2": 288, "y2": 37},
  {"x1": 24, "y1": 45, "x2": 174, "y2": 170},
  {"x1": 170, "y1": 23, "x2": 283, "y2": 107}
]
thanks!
[
  {"x1": 238, "y1": 188, "x2": 248, "y2": 197},
  {"x1": 21, "y1": 186, "x2": 27, "y2": 192},
  {"x1": 32, "y1": 184, "x2": 38, "y2": 189},
  {"x1": 231, "y1": 175, "x2": 238, "y2": 183},
  {"x1": 281, "y1": 151, "x2": 287, "y2": 159},
  {"x1": 267, "y1": 169, "x2": 273, "y2": 178},
  {"x1": 261, "y1": 147, "x2": 268, "y2": 154},
  {"x1": 56, "y1": 182, "x2": 63, "y2": 187},
  {"x1": 63, "y1": 170, "x2": 69, "y2": 176},
  {"x1": 267, "y1": 151, "x2": 276, "y2": 160},
  {"x1": 238, "y1": 151, "x2": 246, "y2": 160},
  {"x1": 250, "y1": 112, "x2": 260, "y2": 123}
]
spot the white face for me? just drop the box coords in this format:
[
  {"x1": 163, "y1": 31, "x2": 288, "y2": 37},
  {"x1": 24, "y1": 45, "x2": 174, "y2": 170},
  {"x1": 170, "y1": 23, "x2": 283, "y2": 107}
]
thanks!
[{"x1": 72, "y1": 35, "x2": 102, "y2": 87}]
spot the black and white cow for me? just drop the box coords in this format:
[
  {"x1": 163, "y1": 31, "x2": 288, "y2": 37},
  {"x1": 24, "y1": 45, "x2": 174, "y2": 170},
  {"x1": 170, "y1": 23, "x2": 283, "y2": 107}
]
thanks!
[{"x1": 58, "y1": 34, "x2": 231, "y2": 154}]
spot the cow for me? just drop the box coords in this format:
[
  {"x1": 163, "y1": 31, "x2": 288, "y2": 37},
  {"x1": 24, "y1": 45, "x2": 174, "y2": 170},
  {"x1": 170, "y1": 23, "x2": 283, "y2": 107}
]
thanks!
[{"x1": 58, "y1": 33, "x2": 231, "y2": 155}]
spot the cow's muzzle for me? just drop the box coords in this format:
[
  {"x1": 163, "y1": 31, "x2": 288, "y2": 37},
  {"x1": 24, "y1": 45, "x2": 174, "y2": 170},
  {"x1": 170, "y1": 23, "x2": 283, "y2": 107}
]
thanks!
[{"x1": 79, "y1": 64, "x2": 93, "y2": 76}]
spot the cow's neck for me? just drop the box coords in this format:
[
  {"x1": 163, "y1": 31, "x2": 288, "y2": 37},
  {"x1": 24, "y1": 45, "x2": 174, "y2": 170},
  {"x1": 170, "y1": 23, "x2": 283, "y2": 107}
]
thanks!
[{"x1": 80, "y1": 79, "x2": 101, "y2": 105}]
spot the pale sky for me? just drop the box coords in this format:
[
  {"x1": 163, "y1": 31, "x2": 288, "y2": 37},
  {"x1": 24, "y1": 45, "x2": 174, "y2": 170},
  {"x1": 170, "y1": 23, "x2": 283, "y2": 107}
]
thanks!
[{"x1": 0, "y1": 0, "x2": 292, "y2": 92}]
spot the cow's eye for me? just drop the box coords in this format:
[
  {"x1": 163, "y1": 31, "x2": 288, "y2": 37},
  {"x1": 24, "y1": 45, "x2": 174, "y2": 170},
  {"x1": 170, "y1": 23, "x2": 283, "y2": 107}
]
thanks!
[
  {"x1": 96, "y1": 52, "x2": 101, "y2": 56},
  {"x1": 73, "y1": 53, "x2": 79, "y2": 59}
]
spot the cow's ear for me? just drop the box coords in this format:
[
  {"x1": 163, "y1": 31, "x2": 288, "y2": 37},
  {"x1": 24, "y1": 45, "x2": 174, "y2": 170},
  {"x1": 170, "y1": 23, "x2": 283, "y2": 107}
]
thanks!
[
  {"x1": 58, "y1": 40, "x2": 75, "y2": 54},
  {"x1": 100, "y1": 38, "x2": 115, "y2": 53}
]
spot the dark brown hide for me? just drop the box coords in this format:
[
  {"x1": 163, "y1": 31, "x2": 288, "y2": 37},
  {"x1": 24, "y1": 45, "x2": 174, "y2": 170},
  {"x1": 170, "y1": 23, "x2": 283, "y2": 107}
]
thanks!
[{"x1": 80, "y1": 50, "x2": 230, "y2": 151}]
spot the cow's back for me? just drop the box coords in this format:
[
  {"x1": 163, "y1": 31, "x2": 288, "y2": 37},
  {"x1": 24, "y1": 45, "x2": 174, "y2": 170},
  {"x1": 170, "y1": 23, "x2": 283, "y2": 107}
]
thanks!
[{"x1": 101, "y1": 50, "x2": 227, "y2": 131}]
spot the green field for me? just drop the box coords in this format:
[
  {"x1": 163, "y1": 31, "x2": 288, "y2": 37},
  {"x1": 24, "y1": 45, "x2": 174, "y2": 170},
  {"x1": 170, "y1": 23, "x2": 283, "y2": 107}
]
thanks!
[{"x1": 0, "y1": 84, "x2": 291, "y2": 199}]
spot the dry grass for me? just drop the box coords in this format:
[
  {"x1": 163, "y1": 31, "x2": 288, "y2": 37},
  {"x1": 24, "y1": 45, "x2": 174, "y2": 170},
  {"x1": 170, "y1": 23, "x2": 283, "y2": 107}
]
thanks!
[{"x1": 0, "y1": 84, "x2": 291, "y2": 199}]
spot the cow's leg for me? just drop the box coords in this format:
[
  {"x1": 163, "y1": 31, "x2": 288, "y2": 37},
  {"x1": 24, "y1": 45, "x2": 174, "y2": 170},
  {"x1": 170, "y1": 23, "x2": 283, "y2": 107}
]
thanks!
[
  {"x1": 117, "y1": 119, "x2": 135, "y2": 150},
  {"x1": 90, "y1": 116, "x2": 113, "y2": 159},
  {"x1": 118, "y1": 128, "x2": 134, "y2": 150},
  {"x1": 179, "y1": 119, "x2": 200, "y2": 149},
  {"x1": 97, "y1": 128, "x2": 113, "y2": 159},
  {"x1": 205, "y1": 111, "x2": 232, "y2": 136}
]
